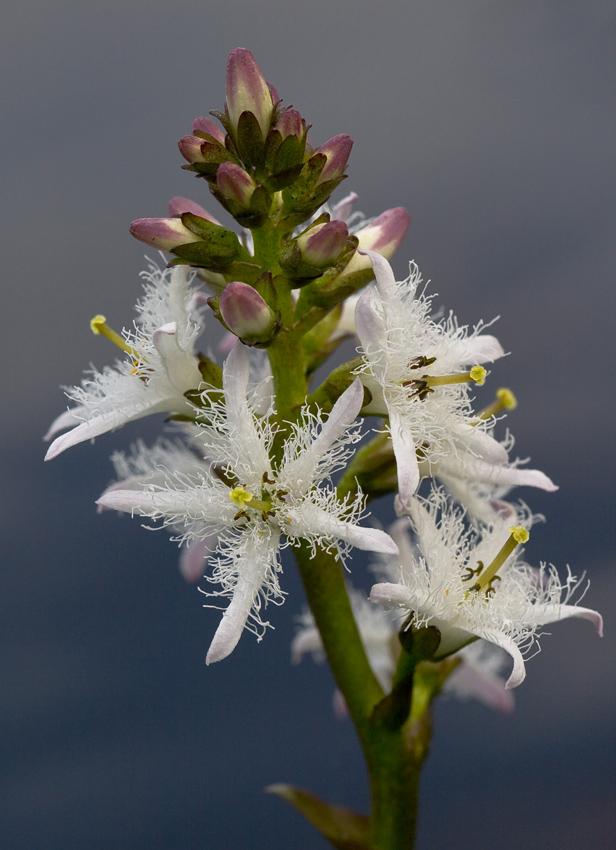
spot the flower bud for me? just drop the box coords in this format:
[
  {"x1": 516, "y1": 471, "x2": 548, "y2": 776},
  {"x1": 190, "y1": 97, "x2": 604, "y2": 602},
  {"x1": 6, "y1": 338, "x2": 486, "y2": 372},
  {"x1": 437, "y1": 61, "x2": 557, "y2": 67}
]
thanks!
[
  {"x1": 216, "y1": 162, "x2": 256, "y2": 209},
  {"x1": 314, "y1": 134, "x2": 353, "y2": 187},
  {"x1": 167, "y1": 197, "x2": 221, "y2": 225},
  {"x1": 274, "y1": 108, "x2": 304, "y2": 141},
  {"x1": 192, "y1": 116, "x2": 225, "y2": 144},
  {"x1": 216, "y1": 281, "x2": 280, "y2": 345},
  {"x1": 178, "y1": 135, "x2": 207, "y2": 163},
  {"x1": 226, "y1": 48, "x2": 273, "y2": 138},
  {"x1": 297, "y1": 221, "x2": 349, "y2": 268},
  {"x1": 355, "y1": 207, "x2": 410, "y2": 257},
  {"x1": 129, "y1": 217, "x2": 201, "y2": 252}
]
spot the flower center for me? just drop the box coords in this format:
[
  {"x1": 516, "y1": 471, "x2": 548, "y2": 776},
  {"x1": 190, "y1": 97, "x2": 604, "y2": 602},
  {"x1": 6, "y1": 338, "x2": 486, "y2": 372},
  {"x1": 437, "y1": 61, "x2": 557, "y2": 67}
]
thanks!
[
  {"x1": 462, "y1": 525, "x2": 529, "y2": 598},
  {"x1": 228, "y1": 473, "x2": 288, "y2": 522}
]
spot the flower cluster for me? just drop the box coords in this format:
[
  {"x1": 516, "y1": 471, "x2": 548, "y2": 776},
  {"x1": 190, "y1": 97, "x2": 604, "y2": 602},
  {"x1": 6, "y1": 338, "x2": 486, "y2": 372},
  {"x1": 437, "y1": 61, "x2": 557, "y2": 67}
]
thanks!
[{"x1": 46, "y1": 47, "x2": 600, "y2": 693}]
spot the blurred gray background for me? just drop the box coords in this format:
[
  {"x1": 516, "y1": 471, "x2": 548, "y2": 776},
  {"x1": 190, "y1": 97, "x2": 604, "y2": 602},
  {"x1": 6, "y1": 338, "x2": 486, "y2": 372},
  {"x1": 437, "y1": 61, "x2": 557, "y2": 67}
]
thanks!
[{"x1": 1, "y1": 1, "x2": 614, "y2": 848}]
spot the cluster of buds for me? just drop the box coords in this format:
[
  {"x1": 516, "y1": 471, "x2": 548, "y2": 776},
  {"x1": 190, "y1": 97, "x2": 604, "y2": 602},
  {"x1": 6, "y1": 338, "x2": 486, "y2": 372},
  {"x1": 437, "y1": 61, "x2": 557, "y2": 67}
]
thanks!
[{"x1": 129, "y1": 47, "x2": 409, "y2": 345}]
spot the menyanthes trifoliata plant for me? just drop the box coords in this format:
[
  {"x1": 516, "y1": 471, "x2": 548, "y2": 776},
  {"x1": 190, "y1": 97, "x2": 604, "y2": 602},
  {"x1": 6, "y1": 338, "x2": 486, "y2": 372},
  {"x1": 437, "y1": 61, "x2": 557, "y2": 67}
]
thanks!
[{"x1": 46, "y1": 47, "x2": 602, "y2": 850}]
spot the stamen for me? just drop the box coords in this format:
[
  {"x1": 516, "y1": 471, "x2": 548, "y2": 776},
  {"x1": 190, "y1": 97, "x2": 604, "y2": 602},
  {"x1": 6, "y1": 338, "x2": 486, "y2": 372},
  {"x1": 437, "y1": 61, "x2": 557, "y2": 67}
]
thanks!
[
  {"x1": 471, "y1": 525, "x2": 529, "y2": 595},
  {"x1": 90, "y1": 315, "x2": 135, "y2": 356},
  {"x1": 477, "y1": 387, "x2": 517, "y2": 420}
]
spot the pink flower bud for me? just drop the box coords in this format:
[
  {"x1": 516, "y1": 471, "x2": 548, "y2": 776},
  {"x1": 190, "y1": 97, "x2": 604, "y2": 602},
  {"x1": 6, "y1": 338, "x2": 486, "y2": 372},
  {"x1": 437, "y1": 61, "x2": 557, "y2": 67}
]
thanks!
[
  {"x1": 314, "y1": 134, "x2": 353, "y2": 186},
  {"x1": 355, "y1": 207, "x2": 410, "y2": 258},
  {"x1": 274, "y1": 108, "x2": 304, "y2": 140},
  {"x1": 129, "y1": 218, "x2": 201, "y2": 251},
  {"x1": 178, "y1": 135, "x2": 208, "y2": 163},
  {"x1": 216, "y1": 162, "x2": 256, "y2": 208},
  {"x1": 226, "y1": 48, "x2": 273, "y2": 138},
  {"x1": 192, "y1": 116, "x2": 225, "y2": 144},
  {"x1": 218, "y1": 281, "x2": 278, "y2": 343},
  {"x1": 297, "y1": 221, "x2": 349, "y2": 267},
  {"x1": 167, "y1": 197, "x2": 221, "y2": 225}
]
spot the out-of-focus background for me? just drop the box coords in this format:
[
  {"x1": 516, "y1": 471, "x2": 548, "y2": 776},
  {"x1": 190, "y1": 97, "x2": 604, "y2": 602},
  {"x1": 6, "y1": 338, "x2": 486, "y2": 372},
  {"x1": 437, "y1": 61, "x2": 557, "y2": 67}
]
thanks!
[{"x1": 1, "y1": 1, "x2": 614, "y2": 848}]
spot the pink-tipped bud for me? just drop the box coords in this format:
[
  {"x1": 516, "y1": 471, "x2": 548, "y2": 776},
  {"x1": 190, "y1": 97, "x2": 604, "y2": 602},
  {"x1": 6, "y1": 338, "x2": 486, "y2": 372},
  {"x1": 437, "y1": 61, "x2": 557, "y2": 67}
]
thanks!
[
  {"x1": 274, "y1": 108, "x2": 304, "y2": 141},
  {"x1": 216, "y1": 162, "x2": 256, "y2": 208},
  {"x1": 297, "y1": 221, "x2": 349, "y2": 268},
  {"x1": 167, "y1": 197, "x2": 221, "y2": 225},
  {"x1": 178, "y1": 135, "x2": 208, "y2": 163},
  {"x1": 218, "y1": 281, "x2": 278, "y2": 344},
  {"x1": 355, "y1": 207, "x2": 410, "y2": 258},
  {"x1": 192, "y1": 116, "x2": 225, "y2": 144},
  {"x1": 226, "y1": 48, "x2": 273, "y2": 137},
  {"x1": 129, "y1": 217, "x2": 201, "y2": 251},
  {"x1": 314, "y1": 134, "x2": 353, "y2": 186}
]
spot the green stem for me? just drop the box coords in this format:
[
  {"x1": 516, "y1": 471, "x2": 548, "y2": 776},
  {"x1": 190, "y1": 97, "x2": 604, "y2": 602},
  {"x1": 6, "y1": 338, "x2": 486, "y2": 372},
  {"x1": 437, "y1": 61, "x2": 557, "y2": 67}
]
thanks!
[{"x1": 293, "y1": 542, "x2": 421, "y2": 849}]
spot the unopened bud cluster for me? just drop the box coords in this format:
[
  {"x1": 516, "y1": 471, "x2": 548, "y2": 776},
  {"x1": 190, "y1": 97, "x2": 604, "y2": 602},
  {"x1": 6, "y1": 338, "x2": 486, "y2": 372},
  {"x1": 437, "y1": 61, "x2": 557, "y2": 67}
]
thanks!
[{"x1": 129, "y1": 47, "x2": 409, "y2": 344}]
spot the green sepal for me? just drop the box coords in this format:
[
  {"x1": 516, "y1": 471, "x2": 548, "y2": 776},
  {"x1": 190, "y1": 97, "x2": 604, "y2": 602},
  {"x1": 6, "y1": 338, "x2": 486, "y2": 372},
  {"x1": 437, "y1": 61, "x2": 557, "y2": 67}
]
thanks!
[
  {"x1": 265, "y1": 784, "x2": 371, "y2": 850},
  {"x1": 220, "y1": 261, "x2": 263, "y2": 285},
  {"x1": 398, "y1": 625, "x2": 442, "y2": 664},
  {"x1": 197, "y1": 353, "x2": 223, "y2": 389},
  {"x1": 278, "y1": 239, "x2": 323, "y2": 281},
  {"x1": 170, "y1": 239, "x2": 240, "y2": 270},
  {"x1": 236, "y1": 110, "x2": 266, "y2": 167},
  {"x1": 252, "y1": 270, "x2": 279, "y2": 309},
  {"x1": 249, "y1": 184, "x2": 272, "y2": 217},
  {"x1": 273, "y1": 134, "x2": 302, "y2": 175}
]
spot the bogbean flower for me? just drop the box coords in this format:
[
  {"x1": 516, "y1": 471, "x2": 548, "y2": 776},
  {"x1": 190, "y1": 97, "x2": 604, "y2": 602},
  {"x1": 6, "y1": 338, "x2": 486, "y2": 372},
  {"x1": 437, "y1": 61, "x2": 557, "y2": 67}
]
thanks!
[
  {"x1": 369, "y1": 488, "x2": 602, "y2": 688},
  {"x1": 97, "y1": 343, "x2": 398, "y2": 664},
  {"x1": 355, "y1": 252, "x2": 555, "y2": 513},
  {"x1": 45, "y1": 262, "x2": 207, "y2": 459}
]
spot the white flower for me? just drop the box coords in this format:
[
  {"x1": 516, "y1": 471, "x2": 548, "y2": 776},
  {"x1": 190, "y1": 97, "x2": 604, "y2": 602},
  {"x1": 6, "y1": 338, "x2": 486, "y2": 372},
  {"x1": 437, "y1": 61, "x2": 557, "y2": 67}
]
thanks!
[
  {"x1": 355, "y1": 252, "x2": 555, "y2": 512},
  {"x1": 369, "y1": 489, "x2": 602, "y2": 688},
  {"x1": 45, "y1": 261, "x2": 207, "y2": 459},
  {"x1": 97, "y1": 342, "x2": 398, "y2": 664}
]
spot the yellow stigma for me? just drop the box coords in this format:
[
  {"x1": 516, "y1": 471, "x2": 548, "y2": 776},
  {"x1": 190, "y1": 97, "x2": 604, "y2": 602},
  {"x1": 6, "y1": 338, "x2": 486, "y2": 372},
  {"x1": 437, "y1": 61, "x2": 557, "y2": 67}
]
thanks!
[
  {"x1": 229, "y1": 486, "x2": 253, "y2": 507},
  {"x1": 509, "y1": 525, "x2": 529, "y2": 545},
  {"x1": 476, "y1": 387, "x2": 517, "y2": 421},
  {"x1": 90, "y1": 315, "x2": 135, "y2": 355},
  {"x1": 497, "y1": 388, "x2": 517, "y2": 409},
  {"x1": 470, "y1": 365, "x2": 487, "y2": 386}
]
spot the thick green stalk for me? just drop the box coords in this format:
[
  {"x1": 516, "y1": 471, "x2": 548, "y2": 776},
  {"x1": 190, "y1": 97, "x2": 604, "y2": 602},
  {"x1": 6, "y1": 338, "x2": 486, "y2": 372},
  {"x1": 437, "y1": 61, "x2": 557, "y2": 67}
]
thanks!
[{"x1": 293, "y1": 542, "x2": 421, "y2": 849}]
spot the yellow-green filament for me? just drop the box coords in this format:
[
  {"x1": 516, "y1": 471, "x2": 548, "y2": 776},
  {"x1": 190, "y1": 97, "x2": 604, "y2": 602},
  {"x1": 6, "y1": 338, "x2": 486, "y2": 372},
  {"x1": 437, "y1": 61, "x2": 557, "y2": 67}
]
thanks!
[
  {"x1": 472, "y1": 525, "x2": 529, "y2": 594},
  {"x1": 424, "y1": 366, "x2": 487, "y2": 388},
  {"x1": 477, "y1": 387, "x2": 518, "y2": 420},
  {"x1": 90, "y1": 315, "x2": 135, "y2": 356}
]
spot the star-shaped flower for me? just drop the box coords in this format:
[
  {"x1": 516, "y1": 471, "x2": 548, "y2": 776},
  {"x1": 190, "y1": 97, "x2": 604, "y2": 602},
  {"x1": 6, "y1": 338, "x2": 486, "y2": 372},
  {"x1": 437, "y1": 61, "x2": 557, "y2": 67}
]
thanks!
[
  {"x1": 369, "y1": 488, "x2": 602, "y2": 688},
  {"x1": 45, "y1": 261, "x2": 207, "y2": 459},
  {"x1": 355, "y1": 252, "x2": 555, "y2": 512},
  {"x1": 97, "y1": 342, "x2": 398, "y2": 663}
]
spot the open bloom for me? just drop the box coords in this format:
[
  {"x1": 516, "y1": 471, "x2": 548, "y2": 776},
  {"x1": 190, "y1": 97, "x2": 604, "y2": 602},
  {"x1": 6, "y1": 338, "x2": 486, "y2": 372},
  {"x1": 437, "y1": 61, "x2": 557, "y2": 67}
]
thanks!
[
  {"x1": 97, "y1": 343, "x2": 397, "y2": 664},
  {"x1": 45, "y1": 262, "x2": 207, "y2": 459},
  {"x1": 355, "y1": 252, "x2": 555, "y2": 512},
  {"x1": 369, "y1": 488, "x2": 602, "y2": 688}
]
